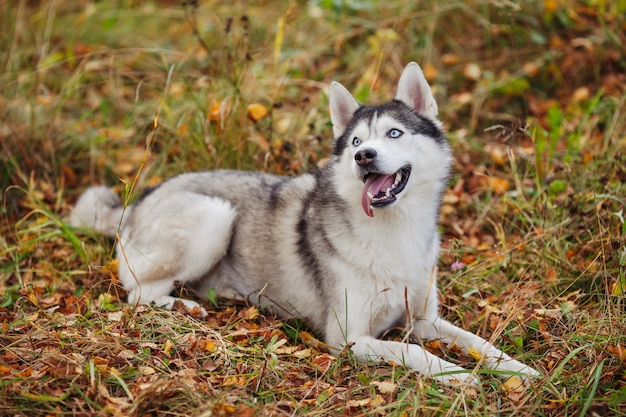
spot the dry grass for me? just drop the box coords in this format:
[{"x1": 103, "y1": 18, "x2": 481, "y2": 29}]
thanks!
[{"x1": 1, "y1": 0, "x2": 626, "y2": 415}]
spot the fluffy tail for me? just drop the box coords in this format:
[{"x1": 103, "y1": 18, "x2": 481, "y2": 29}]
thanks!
[{"x1": 68, "y1": 186, "x2": 125, "y2": 237}]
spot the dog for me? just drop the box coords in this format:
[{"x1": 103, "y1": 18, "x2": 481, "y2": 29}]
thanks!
[{"x1": 70, "y1": 62, "x2": 540, "y2": 386}]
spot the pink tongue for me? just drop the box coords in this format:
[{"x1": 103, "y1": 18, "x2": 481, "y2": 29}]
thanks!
[{"x1": 361, "y1": 174, "x2": 395, "y2": 217}]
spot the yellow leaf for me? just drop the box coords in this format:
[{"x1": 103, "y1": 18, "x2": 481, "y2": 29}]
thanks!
[
  {"x1": 504, "y1": 375, "x2": 524, "y2": 391},
  {"x1": 247, "y1": 103, "x2": 269, "y2": 122},
  {"x1": 204, "y1": 340, "x2": 216, "y2": 352},
  {"x1": 503, "y1": 375, "x2": 526, "y2": 402},
  {"x1": 486, "y1": 176, "x2": 510, "y2": 194},
  {"x1": 468, "y1": 347, "x2": 483, "y2": 361},
  {"x1": 544, "y1": 0, "x2": 560, "y2": 13},
  {"x1": 163, "y1": 340, "x2": 174, "y2": 358},
  {"x1": 216, "y1": 403, "x2": 236, "y2": 413},
  {"x1": 425, "y1": 339, "x2": 441, "y2": 350},
  {"x1": 176, "y1": 122, "x2": 188, "y2": 134},
  {"x1": 423, "y1": 62, "x2": 438, "y2": 81},
  {"x1": 103, "y1": 259, "x2": 119, "y2": 273}
]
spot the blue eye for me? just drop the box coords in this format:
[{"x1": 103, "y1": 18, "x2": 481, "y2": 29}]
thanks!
[
  {"x1": 352, "y1": 137, "x2": 361, "y2": 146},
  {"x1": 388, "y1": 129, "x2": 403, "y2": 138}
]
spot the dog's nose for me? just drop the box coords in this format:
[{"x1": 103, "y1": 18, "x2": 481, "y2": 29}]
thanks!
[{"x1": 354, "y1": 148, "x2": 377, "y2": 166}]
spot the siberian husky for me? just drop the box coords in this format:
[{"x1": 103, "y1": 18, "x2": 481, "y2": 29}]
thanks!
[{"x1": 70, "y1": 62, "x2": 540, "y2": 386}]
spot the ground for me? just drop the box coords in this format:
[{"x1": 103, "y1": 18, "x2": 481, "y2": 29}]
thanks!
[{"x1": 1, "y1": 1, "x2": 625, "y2": 416}]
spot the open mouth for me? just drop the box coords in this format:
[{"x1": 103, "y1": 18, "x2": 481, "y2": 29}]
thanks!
[{"x1": 361, "y1": 165, "x2": 411, "y2": 217}]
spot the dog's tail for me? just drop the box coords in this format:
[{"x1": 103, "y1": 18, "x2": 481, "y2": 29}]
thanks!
[{"x1": 68, "y1": 186, "x2": 126, "y2": 237}]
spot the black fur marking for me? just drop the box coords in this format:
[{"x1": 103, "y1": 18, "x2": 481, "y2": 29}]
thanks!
[
  {"x1": 134, "y1": 184, "x2": 161, "y2": 205},
  {"x1": 313, "y1": 166, "x2": 355, "y2": 238},
  {"x1": 332, "y1": 100, "x2": 445, "y2": 156},
  {"x1": 268, "y1": 177, "x2": 289, "y2": 208},
  {"x1": 296, "y1": 193, "x2": 326, "y2": 301}
]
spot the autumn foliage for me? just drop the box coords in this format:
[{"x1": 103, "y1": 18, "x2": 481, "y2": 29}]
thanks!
[{"x1": 1, "y1": 0, "x2": 625, "y2": 416}]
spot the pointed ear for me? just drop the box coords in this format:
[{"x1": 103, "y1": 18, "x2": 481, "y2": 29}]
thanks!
[
  {"x1": 329, "y1": 81, "x2": 360, "y2": 138},
  {"x1": 395, "y1": 62, "x2": 439, "y2": 123}
]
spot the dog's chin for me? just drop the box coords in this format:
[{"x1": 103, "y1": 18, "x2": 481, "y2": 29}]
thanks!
[{"x1": 360, "y1": 165, "x2": 411, "y2": 217}]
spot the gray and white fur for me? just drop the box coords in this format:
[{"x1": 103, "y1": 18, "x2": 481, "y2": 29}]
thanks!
[{"x1": 70, "y1": 63, "x2": 540, "y2": 386}]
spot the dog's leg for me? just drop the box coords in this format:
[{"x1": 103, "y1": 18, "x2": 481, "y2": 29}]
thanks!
[
  {"x1": 348, "y1": 335, "x2": 479, "y2": 386},
  {"x1": 118, "y1": 194, "x2": 237, "y2": 315},
  {"x1": 414, "y1": 317, "x2": 541, "y2": 381}
]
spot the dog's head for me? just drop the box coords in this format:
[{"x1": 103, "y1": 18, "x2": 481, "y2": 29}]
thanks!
[{"x1": 329, "y1": 62, "x2": 452, "y2": 218}]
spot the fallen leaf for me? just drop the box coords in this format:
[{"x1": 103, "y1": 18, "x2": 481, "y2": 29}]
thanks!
[
  {"x1": 292, "y1": 348, "x2": 312, "y2": 359},
  {"x1": 462, "y1": 63, "x2": 481, "y2": 81},
  {"x1": 274, "y1": 345, "x2": 299, "y2": 355},
  {"x1": 423, "y1": 62, "x2": 438, "y2": 81},
  {"x1": 207, "y1": 100, "x2": 231, "y2": 128},
  {"x1": 546, "y1": 267, "x2": 558, "y2": 285},
  {"x1": 486, "y1": 176, "x2": 510, "y2": 194},
  {"x1": 371, "y1": 380, "x2": 397, "y2": 394},
  {"x1": 468, "y1": 347, "x2": 483, "y2": 361},
  {"x1": 236, "y1": 404, "x2": 257, "y2": 417},
  {"x1": 503, "y1": 375, "x2": 525, "y2": 402},
  {"x1": 607, "y1": 344, "x2": 626, "y2": 361},
  {"x1": 346, "y1": 395, "x2": 385, "y2": 408},
  {"x1": 204, "y1": 339, "x2": 217, "y2": 352},
  {"x1": 441, "y1": 53, "x2": 460, "y2": 65},
  {"x1": 163, "y1": 340, "x2": 174, "y2": 357},
  {"x1": 571, "y1": 86, "x2": 590, "y2": 103},
  {"x1": 485, "y1": 144, "x2": 509, "y2": 165},
  {"x1": 311, "y1": 353, "x2": 335, "y2": 372},
  {"x1": 239, "y1": 306, "x2": 259, "y2": 320},
  {"x1": 247, "y1": 103, "x2": 269, "y2": 122}
]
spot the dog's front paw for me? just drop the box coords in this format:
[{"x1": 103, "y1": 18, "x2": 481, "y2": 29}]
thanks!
[{"x1": 496, "y1": 362, "x2": 541, "y2": 391}]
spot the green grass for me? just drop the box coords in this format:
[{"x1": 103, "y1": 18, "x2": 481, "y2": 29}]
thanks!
[{"x1": 1, "y1": 0, "x2": 626, "y2": 415}]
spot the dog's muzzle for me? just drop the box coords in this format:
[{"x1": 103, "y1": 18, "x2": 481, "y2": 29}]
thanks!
[{"x1": 361, "y1": 165, "x2": 411, "y2": 217}]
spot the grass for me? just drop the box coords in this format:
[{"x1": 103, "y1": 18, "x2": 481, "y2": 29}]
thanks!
[{"x1": 1, "y1": 0, "x2": 626, "y2": 415}]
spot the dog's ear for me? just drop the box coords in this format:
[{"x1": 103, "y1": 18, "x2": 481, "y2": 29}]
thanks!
[
  {"x1": 329, "y1": 81, "x2": 360, "y2": 138},
  {"x1": 395, "y1": 62, "x2": 439, "y2": 123}
]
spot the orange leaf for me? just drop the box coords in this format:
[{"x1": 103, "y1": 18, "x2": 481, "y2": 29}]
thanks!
[
  {"x1": 608, "y1": 344, "x2": 626, "y2": 361},
  {"x1": 546, "y1": 267, "x2": 558, "y2": 285},
  {"x1": 486, "y1": 176, "x2": 510, "y2": 194},
  {"x1": 423, "y1": 62, "x2": 438, "y2": 81},
  {"x1": 204, "y1": 340, "x2": 216, "y2": 352},
  {"x1": 207, "y1": 100, "x2": 231, "y2": 123},
  {"x1": 247, "y1": 103, "x2": 269, "y2": 122}
]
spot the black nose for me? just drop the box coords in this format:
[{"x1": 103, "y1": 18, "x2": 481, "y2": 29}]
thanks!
[{"x1": 354, "y1": 148, "x2": 377, "y2": 166}]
